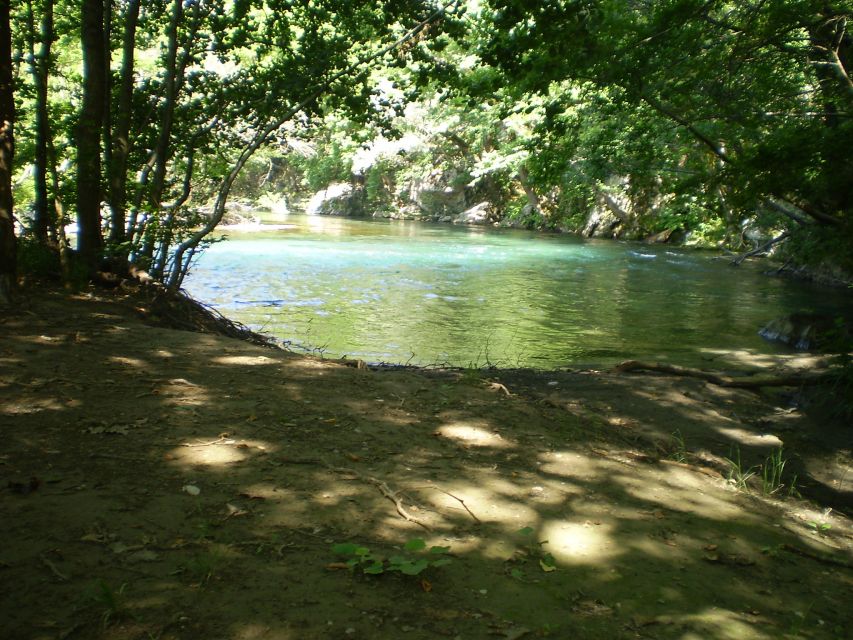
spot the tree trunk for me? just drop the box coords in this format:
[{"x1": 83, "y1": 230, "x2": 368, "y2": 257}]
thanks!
[
  {"x1": 148, "y1": 0, "x2": 184, "y2": 213},
  {"x1": 0, "y1": 0, "x2": 15, "y2": 304},
  {"x1": 26, "y1": 0, "x2": 54, "y2": 243},
  {"x1": 76, "y1": 0, "x2": 107, "y2": 272},
  {"x1": 107, "y1": 0, "x2": 139, "y2": 249}
]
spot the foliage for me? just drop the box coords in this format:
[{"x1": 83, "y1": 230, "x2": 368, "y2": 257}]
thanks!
[
  {"x1": 505, "y1": 526, "x2": 557, "y2": 581},
  {"x1": 724, "y1": 445, "x2": 757, "y2": 491},
  {"x1": 331, "y1": 538, "x2": 452, "y2": 577}
]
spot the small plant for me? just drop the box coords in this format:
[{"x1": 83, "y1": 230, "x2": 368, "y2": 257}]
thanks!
[
  {"x1": 761, "y1": 448, "x2": 799, "y2": 497},
  {"x1": 761, "y1": 448, "x2": 787, "y2": 495},
  {"x1": 668, "y1": 429, "x2": 688, "y2": 463},
  {"x1": 724, "y1": 445, "x2": 757, "y2": 491},
  {"x1": 807, "y1": 508, "x2": 833, "y2": 536},
  {"x1": 807, "y1": 521, "x2": 832, "y2": 536},
  {"x1": 331, "y1": 538, "x2": 452, "y2": 577},
  {"x1": 506, "y1": 526, "x2": 557, "y2": 580},
  {"x1": 91, "y1": 580, "x2": 128, "y2": 627}
]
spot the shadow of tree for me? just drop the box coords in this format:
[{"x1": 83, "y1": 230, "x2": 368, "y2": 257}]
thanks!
[{"x1": 2, "y1": 291, "x2": 851, "y2": 640}]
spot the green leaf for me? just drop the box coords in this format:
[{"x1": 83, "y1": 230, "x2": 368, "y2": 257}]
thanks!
[
  {"x1": 355, "y1": 546, "x2": 370, "y2": 557},
  {"x1": 518, "y1": 526, "x2": 534, "y2": 537},
  {"x1": 363, "y1": 561, "x2": 385, "y2": 575},
  {"x1": 388, "y1": 555, "x2": 407, "y2": 566},
  {"x1": 404, "y1": 539, "x2": 426, "y2": 552},
  {"x1": 429, "y1": 546, "x2": 451, "y2": 555},
  {"x1": 510, "y1": 568, "x2": 525, "y2": 580},
  {"x1": 399, "y1": 559, "x2": 429, "y2": 575},
  {"x1": 332, "y1": 543, "x2": 358, "y2": 556},
  {"x1": 430, "y1": 558, "x2": 452, "y2": 568}
]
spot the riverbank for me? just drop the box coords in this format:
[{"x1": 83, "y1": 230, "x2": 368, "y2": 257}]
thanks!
[{"x1": 3, "y1": 284, "x2": 853, "y2": 640}]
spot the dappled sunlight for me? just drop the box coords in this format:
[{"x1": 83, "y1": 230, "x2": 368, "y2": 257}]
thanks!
[
  {"x1": 108, "y1": 355, "x2": 149, "y2": 368},
  {"x1": 541, "y1": 519, "x2": 618, "y2": 565},
  {"x1": 436, "y1": 420, "x2": 511, "y2": 448},
  {"x1": 681, "y1": 608, "x2": 779, "y2": 640},
  {"x1": 699, "y1": 348, "x2": 829, "y2": 373},
  {"x1": 538, "y1": 449, "x2": 622, "y2": 480},
  {"x1": 614, "y1": 468, "x2": 752, "y2": 520},
  {"x1": 167, "y1": 438, "x2": 253, "y2": 467},
  {"x1": 1, "y1": 396, "x2": 72, "y2": 414},
  {"x1": 212, "y1": 354, "x2": 276, "y2": 366},
  {"x1": 7, "y1": 286, "x2": 853, "y2": 640},
  {"x1": 716, "y1": 426, "x2": 783, "y2": 448},
  {"x1": 442, "y1": 480, "x2": 541, "y2": 526}
]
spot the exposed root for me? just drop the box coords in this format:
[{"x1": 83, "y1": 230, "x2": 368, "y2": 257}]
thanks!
[{"x1": 136, "y1": 287, "x2": 276, "y2": 347}]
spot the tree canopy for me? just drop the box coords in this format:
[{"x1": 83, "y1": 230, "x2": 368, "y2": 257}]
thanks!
[{"x1": 1, "y1": 0, "x2": 851, "y2": 296}]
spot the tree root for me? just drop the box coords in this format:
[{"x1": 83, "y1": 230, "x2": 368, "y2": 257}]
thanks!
[{"x1": 612, "y1": 360, "x2": 830, "y2": 389}]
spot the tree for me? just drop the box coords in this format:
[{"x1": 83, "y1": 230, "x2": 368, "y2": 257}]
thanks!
[
  {"x1": 477, "y1": 1, "x2": 852, "y2": 244},
  {"x1": 0, "y1": 0, "x2": 15, "y2": 304},
  {"x1": 76, "y1": 0, "x2": 106, "y2": 272}
]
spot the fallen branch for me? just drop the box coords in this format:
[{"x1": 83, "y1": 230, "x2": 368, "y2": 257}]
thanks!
[
  {"x1": 329, "y1": 465, "x2": 431, "y2": 531},
  {"x1": 487, "y1": 381, "x2": 513, "y2": 396},
  {"x1": 731, "y1": 231, "x2": 790, "y2": 266},
  {"x1": 418, "y1": 485, "x2": 482, "y2": 524},
  {"x1": 612, "y1": 360, "x2": 830, "y2": 389},
  {"x1": 40, "y1": 555, "x2": 69, "y2": 581}
]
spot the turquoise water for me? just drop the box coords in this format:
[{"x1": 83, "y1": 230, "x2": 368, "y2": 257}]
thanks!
[{"x1": 183, "y1": 215, "x2": 853, "y2": 368}]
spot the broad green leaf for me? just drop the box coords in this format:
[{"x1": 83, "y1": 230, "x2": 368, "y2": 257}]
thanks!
[
  {"x1": 332, "y1": 543, "x2": 358, "y2": 556},
  {"x1": 400, "y1": 559, "x2": 429, "y2": 575},
  {"x1": 404, "y1": 539, "x2": 426, "y2": 552}
]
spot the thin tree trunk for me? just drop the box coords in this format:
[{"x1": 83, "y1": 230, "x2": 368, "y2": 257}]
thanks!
[
  {"x1": 101, "y1": 0, "x2": 112, "y2": 242},
  {"x1": 77, "y1": 0, "x2": 107, "y2": 272},
  {"x1": 107, "y1": 0, "x2": 139, "y2": 249},
  {"x1": 148, "y1": 0, "x2": 183, "y2": 212},
  {"x1": 0, "y1": 0, "x2": 17, "y2": 304},
  {"x1": 26, "y1": 0, "x2": 54, "y2": 243},
  {"x1": 0, "y1": 0, "x2": 15, "y2": 303}
]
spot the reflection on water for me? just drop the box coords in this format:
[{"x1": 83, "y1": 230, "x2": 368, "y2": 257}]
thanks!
[{"x1": 184, "y1": 215, "x2": 853, "y2": 368}]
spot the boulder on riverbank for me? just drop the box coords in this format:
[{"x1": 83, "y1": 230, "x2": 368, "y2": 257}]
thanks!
[{"x1": 307, "y1": 182, "x2": 365, "y2": 216}]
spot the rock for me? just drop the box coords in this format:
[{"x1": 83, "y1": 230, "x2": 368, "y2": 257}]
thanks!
[
  {"x1": 582, "y1": 208, "x2": 623, "y2": 238},
  {"x1": 759, "y1": 314, "x2": 849, "y2": 350},
  {"x1": 453, "y1": 202, "x2": 494, "y2": 225},
  {"x1": 307, "y1": 182, "x2": 365, "y2": 217},
  {"x1": 407, "y1": 171, "x2": 467, "y2": 218},
  {"x1": 644, "y1": 229, "x2": 674, "y2": 244}
]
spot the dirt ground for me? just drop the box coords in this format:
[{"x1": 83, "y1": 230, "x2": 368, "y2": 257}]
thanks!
[{"x1": 2, "y1": 286, "x2": 852, "y2": 640}]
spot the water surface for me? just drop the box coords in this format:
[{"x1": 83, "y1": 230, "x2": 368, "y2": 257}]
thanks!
[{"x1": 184, "y1": 215, "x2": 853, "y2": 368}]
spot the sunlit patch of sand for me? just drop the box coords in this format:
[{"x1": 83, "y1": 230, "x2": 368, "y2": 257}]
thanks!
[
  {"x1": 167, "y1": 441, "x2": 251, "y2": 466},
  {"x1": 108, "y1": 355, "x2": 148, "y2": 368},
  {"x1": 213, "y1": 355, "x2": 275, "y2": 366},
  {"x1": 716, "y1": 426, "x2": 783, "y2": 448},
  {"x1": 541, "y1": 520, "x2": 619, "y2": 565},
  {"x1": 614, "y1": 468, "x2": 751, "y2": 520},
  {"x1": 699, "y1": 347, "x2": 829, "y2": 372},
  {"x1": 436, "y1": 420, "x2": 510, "y2": 448},
  {"x1": 538, "y1": 450, "x2": 622, "y2": 480}
]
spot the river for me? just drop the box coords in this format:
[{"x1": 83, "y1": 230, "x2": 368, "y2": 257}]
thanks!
[{"x1": 183, "y1": 214, "x2": 853, "y2": 369}]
